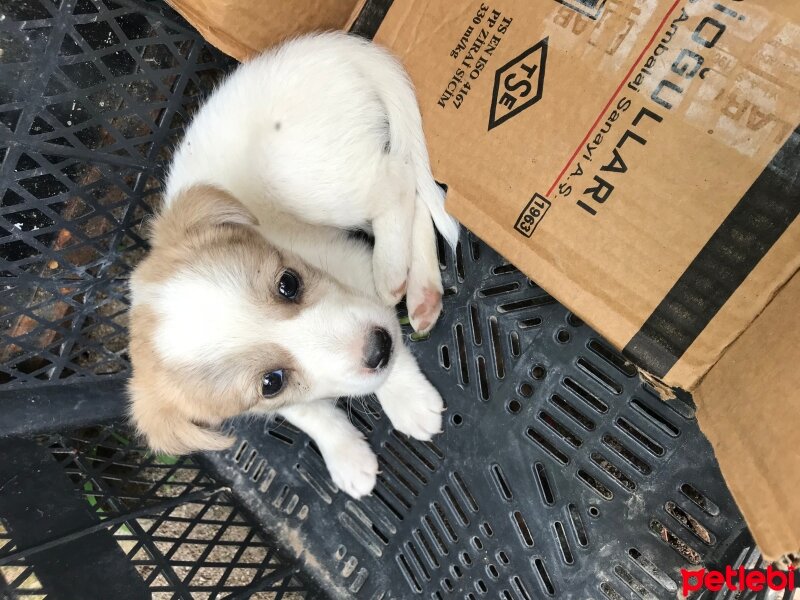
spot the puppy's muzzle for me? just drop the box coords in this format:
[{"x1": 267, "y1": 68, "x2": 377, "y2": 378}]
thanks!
[{"x1": 363, "y1": 327, "x2": 393, "y2": 370}]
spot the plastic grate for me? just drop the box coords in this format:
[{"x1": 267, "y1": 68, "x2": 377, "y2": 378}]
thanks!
[
  {"x1": 0, "y1": 425, "x2": 315, "y2": 599},
  {"x1": 203, "y1": 231, "x2": 773, "y2": 600},
  {"x1": 0, "y1": 0, "x2": 235, "y2": 388}
]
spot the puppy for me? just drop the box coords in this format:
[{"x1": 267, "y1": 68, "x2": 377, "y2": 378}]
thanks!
[{"x1": 128, "y1": 32, "x2": 459, "y2": 498}]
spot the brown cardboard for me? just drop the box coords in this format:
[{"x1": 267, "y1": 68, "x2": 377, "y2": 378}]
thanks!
[
  {"x1": 165, "y1": 0, "x2": 358, "y2": 62},
  {"x1": 160, "y1": 0, "x2": 800, "y2": 560},
  {"x1": 694, "y1": 271, "x2": 800, "y2": 561},
  {"x1": 373, "y1": 0, "x2": 800, "y2": 392}
]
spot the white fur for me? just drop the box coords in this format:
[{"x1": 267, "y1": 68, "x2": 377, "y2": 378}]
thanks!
[{"x1": 150, "y1": 32, "x2": 454, "y2": 497}]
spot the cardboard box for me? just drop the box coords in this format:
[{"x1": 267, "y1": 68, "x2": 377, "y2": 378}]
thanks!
[{"x1": 168, "y1": 0, "x2": 799, "y2": 561}]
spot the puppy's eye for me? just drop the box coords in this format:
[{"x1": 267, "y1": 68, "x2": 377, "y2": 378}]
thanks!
[
  {"x1": 277, "y1": 269, "x2": 301, "y2": 300},
  {"x1": 261, "y1": 369, "x2": 285, "y2": 397}
]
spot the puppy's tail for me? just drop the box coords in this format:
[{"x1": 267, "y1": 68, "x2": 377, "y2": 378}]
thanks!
[{"x1": 350, "y1": 35, "x2": 460, "y2": 249}]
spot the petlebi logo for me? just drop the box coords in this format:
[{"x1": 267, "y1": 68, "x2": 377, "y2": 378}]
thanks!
[{"x1": 681, "y1": 565, "x2": 796, "y2": 597}]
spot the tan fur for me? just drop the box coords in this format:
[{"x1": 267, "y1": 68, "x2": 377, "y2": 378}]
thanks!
[{"x1": 128, "y1": 185, "x2": 298, "y2": 454}]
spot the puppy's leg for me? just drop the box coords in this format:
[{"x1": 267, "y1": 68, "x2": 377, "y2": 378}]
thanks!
[
  {"x1": 371, "y1": 159, "x2": 416, "y2": 306},
  {"x1": 377, "y1": 343, "x2": 444, "y2": 440},
  {"x1": 277, "y1": 401, "x2": 378, "y2": 499},
  {"x1": 406, "y1": 196, "x2": 444, "y2": 333}
]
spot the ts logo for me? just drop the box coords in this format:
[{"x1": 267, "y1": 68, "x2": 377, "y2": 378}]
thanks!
[{"x1": 489, "y1": 38, "x2": 549, "y2": 130}]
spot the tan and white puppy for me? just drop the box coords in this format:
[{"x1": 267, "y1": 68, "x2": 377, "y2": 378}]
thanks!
[{"x1": 128, "y1": 32, "x2": 459, "y2": 498}]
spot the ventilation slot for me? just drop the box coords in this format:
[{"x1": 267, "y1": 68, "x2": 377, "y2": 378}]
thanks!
[
  {"x1": 348, "y1": 409, "x2": 374, "y2": 434},
  {"x1": 378, "y1": 456, "x2": 419, "y2": 498},
  {"x1": 489, "y1": 316, "x2": 505, "y2": 378},
  {"x1": 372, "y1": 487, "x2": 405, "y2": 521},
  {"x1": 577, "y1": 470, "x2": 613, "y2": 500},
  {"x1": 396, "y1": 553, "x2": 422, "y2": 593},
  {"x1": 616, "y1": 418, "x2": 664, "y2": 456},
  {"x1": 442, "y1": 485, "x2": 469, "y2": 526},
  {"x1": 630, "y1": 399, "x2": 679, "y2": 437},
  {"x1": 233, "y1": 441, "x2": 248, "y2": 462},
  {"x1": 628, "y1": 548, "x2": 677, "y2": 592},
  {"x1": 526, "y1": 428, "x2": 569, "y2": 465},
  {"x1": 391, "y1": 433, "x2": 437, "y2": 472},
  {"x1": 649, "y1": 520, "x2": 701, "y2": 564},
  {"x1": 499, "y1": 295, "x2": 555, "y2": 313},
  {"x1": 470, "y1": 304, "x2": 482, "y2": 345},
  {"x1": 480, "y1": 522, "x2": 494, "y2": 537},
  {"x1": 479, "y1": 282, "x2": 520, "y2": 296},
  {"x1": 455, "y1": 242, "x2": 465, "y2": 281},
  {"x1": 533, "y1": 558, "x2": 555, "y2": 596},
  {"x1": 680, "y1": 484, "x2": 720, "y2": 516},
  {"x1": 642, "y1": 382, "x2": 696, "y2": 418},
  {"x1": 440, "y1": 345, "x2": 451, "y2": 369},
  {"x1": 588, "y1": 339, "x2": 637, "y2": 377},
  {"x1": 665, "y1": 502, "x2": 715, "y2": 545},
  {"x1": 376, "y1": 474, "x2": 412, "y2": 512},
  {"x1": 518, "y1": 316, "x2": 542, "y2": 329},
  {"x1": 563, "y1": 377, "x2": 608, "y2": 413},
  {"x1": 455, "y1": 323, "x2": 469, "y2": 384},
  {"x1": 534, "y1": 462, "x2": 555, "y2": 505},
  {"x1": 554, "y1": 521, "x2": 573, "y2": 564},
  {"x1": 422, "y1": 515, "x2": 448, "y2": 556},
  {"x1": 614, "y1": 565, "x2": 657, "y2": 600},
  {"x1": 412, "y1": 529, "x2": 439, "y2": 569},
  {"x1": 491, "y1": 464, "x2": 513, "y2": 501},
  {"x1": 510, "y1": 331, "x2": 521, "y2": 356},
  {"x1": 477, "y1": 356, "x2": 489, "y2": 400},
  {"x1": 241, "y1": 449, "x2": 257, "y2": 471},
  {"x1": 600, "y1": 582, "x2": 625, "y2": 600},
  {"x1": 602, "y1": 434, "x2": 651, "y2": 474},
  {"x1": 267, "y1": 428, "x2": 294, "y2": 445},
  {"x1": 539, "y1": 411, "x2": 582, "y2": 447},
  {"x1": 550, "y1": 394, "x2": 595, "y2": 430},
  {"x1": 591, "y1": 452, "x2": 636, "y2": 492},
  {"x1": 435, "y1": 230, "x2": 447, "y2": 268},
  {"x1": 493, "y1": 263, "x2": 519, "y2": 274},
  {"x1": 452, "y1": 471, "x2": 479, "y2": 512},
  {"x1": 470, "y1": 238, "x2": 481, "y2": 260},
  {"x1": 404, "y1": 541, "x2": 431, "y2": 581},
  {"x1": 577, "y1": 358, "x2": 622, "y2": 394},
  {"x1": 433, "y1": 502, "x2": 458, "y2": 542},
  {"x1": 251, "y1": 459, "x2": 266, "y2": 482},
  {"x1": 568, "y1": 504, "x2": 588, "y2": 546},
  {"x1": 384, "y1": 442, "x2": 429, "y2": 486},
  {"x1": 513, "y1": 576, "x2": 532, "y2": 600}
]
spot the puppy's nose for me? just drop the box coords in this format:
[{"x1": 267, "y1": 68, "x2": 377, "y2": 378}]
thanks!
[{"x1": 363, "y1": 327, "x2": 393, "y2": 370}]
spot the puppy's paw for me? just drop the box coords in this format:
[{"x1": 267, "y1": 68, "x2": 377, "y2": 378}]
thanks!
[
  {"x1": 407, "y1": 284, "x2": 443, "y2": 334},
  {"x1": 381, "y1": 377, "x2": 444, "y2": 441},
  {"x1": 325, "y1": 437, "x2": 379, "y2": 499},
  {"x1": 373, "y1": 256, "x2": 408, "y2": 306}
]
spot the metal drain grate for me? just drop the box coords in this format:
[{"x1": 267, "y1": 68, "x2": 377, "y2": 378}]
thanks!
[
  {"x1": 0, "y1": 0, "x2": 235, "y2": 388},
  {"x1": 203, "y1": 231, "x2": 765, "y2": 600},
  {"x1": 0, "y1": 426, "x2": 316, "y2": 599}
]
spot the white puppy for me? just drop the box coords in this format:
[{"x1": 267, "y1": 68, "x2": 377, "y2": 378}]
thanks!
[{"x1": 127, "y1": 32, "x2": 459, "y2": 498}]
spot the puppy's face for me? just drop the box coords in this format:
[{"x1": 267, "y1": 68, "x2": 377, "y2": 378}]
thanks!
[{"x1": 128, "y1": 185, "x2": 399, "y2": 454}]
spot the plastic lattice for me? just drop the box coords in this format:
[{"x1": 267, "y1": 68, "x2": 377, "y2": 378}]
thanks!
[
  {"x1": 0, "y1": 425, "x2": 315, "y2": 599},
  {"x1": 0, "y1": 0, "x2": 235, "y2": 388},
  {"x1": 202, "y1": 231, "x2": 768, "y2": 600},
  {"x1": 0, "y1": 1, "x2": 774, "y2": 599}
]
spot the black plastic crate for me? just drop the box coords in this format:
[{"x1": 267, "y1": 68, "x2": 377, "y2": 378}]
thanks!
[{"x1": 0, "y1": 0, "x2": 787, "y2": 599}]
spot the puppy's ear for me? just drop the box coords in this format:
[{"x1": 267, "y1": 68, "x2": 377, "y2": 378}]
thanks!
[
  {"x1": 150, "y1": 184, "x2": 258, "y2": 247},
  {"x1": 128, "y1": 378, "x2": 234, "y2": 455}
]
